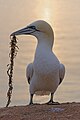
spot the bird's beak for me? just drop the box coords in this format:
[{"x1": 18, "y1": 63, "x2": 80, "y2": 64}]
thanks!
[{"x1": 10, "y1": 26, "x2": 36, "y2": 36}]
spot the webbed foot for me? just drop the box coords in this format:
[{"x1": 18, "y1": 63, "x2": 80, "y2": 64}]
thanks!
[{"x1": 46, "y1": 100, "x2": 60, "y2": 105}]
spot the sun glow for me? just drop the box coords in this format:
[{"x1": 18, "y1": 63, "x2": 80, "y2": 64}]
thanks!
[{"x1": 35, "y1": 0, "x2": 54, "y2": 22}]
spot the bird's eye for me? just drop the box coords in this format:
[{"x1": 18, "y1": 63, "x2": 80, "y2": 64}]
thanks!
[
  {"x1": 27, "y1": 25, "x2": 40, "y2": 32},
  {"x1": 28, "y1": 26, "x2": 36, "y2": 29}
]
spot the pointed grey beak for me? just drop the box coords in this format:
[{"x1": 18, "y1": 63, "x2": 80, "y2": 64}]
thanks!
[{"x1": 10, "y1": 27, "x2": 36, "y2": 36}]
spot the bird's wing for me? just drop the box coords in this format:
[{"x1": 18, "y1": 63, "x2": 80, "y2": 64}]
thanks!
[
  {"x1": 26, "y1": 63, "x2": 33, "y2": 84},
  {"x1": 59, "y1": 63, "x2": 65, "y2": 85}
]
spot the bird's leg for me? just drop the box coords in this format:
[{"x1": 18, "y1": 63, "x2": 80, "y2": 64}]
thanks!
[
  {"x1": 47, "y1": 93, "x2": 54, "y2": 104},
  {"x1": 46, "y1": 93, "x2": 60, "y2": 105},
  {"x1": 29, "y1": 94, "x2": 34, "y2": 105}
]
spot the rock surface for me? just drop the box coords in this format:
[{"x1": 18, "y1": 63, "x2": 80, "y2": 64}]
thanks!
[{"x1": 0, "y1": 103, "x2": 80, "y2": 120}]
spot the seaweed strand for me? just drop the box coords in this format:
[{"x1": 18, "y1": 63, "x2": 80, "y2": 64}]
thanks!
[{"x1": 6, "y1": 35, "x2": 19, "y2": 107}]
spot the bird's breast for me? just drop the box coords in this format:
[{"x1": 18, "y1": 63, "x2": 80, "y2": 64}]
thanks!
[{"x1": 33, "y1": 50, "x2": 60, "y2": 77}]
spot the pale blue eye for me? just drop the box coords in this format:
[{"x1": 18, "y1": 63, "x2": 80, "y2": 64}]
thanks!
[{"x1": 28, "y1": 26, "x2": 36, "y2": 29}]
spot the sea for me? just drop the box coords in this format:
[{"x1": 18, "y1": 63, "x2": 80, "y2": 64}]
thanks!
[{"x1": 0, "y1": 0, "x2": 80, "y2": 107}]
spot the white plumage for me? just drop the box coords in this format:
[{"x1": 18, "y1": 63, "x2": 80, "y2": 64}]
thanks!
[{"x1": 11, "y1": 20, "x2": 65, "y2": 105}]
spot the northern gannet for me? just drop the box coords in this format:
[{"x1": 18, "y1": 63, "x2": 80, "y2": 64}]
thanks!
[{"x1": 11, "y1": 20, "x2": 65, "y2": 105}]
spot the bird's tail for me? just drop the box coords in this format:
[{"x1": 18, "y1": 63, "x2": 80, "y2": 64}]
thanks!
[{"x1": 35, "y1": 91, "x2": 50, "y2": 96}]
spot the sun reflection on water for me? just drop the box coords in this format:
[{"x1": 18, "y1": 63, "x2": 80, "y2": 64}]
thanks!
[{"x1": 0, "y1": 0, "x2": 80, "y2": 107}]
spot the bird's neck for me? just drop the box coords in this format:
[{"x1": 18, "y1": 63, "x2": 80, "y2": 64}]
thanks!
[{"x1": 37, "y1": 35, "x2": 54, "y2": 51}]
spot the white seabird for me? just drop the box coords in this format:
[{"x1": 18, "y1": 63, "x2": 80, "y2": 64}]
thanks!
[{"x1": 11, "y1": 20, "x2": 65, "y2": 105}]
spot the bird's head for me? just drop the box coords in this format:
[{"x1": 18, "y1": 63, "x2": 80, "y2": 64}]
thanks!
[{"x1": 11, "y1": 20, "x2": 54, "y2": 41}]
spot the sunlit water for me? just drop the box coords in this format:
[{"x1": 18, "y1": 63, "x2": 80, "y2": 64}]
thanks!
[{"x1": 0, "y1": 0, "x2": 80, "y2": 107}]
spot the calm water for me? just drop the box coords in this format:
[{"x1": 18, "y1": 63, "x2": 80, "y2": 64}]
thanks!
[{"x1": 0, "y1": 0, "x2": 80, "y2": 107}]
